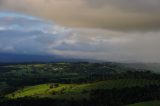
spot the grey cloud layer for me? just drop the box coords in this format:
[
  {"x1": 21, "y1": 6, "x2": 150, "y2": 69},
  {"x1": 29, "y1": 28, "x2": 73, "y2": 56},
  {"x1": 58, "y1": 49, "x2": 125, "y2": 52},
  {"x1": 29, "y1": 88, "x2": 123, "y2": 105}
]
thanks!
[
  {"x1": 0, "y1": 14, "x2": 160, "y2": 62},
  {"x1": 87, "y1": 0, "x2": 160, "y2": 12},
  {"x1": 0, "y1": 0, "x2": 160, "y2": 30},
  {"x1": 53, "y1": 29, "x2": 160, "y2": 62}
]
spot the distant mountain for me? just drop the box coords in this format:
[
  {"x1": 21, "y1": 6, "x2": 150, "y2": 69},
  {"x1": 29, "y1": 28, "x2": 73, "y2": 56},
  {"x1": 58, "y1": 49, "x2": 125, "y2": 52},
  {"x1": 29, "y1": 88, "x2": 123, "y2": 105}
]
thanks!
[
  {"x1": 0, "y1": 53, "x2": 75, "y2": 63},
  {"x1": 0, "y1": 53, "x2": 95, "y2": 63}
]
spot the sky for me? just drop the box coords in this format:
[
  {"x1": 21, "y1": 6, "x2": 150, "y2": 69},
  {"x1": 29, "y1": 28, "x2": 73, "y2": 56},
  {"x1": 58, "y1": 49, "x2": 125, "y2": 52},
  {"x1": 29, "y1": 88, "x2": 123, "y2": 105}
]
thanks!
[{"x1": 0, "y1": 0, "x2": 160, "y2": 62}]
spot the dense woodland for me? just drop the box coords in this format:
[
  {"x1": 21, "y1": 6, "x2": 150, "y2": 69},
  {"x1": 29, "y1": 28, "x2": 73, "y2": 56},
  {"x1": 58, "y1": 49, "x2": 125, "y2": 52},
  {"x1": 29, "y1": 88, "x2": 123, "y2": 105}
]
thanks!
[{"x1": 0, "y1": 62, "x2": 160, "y2": 106}]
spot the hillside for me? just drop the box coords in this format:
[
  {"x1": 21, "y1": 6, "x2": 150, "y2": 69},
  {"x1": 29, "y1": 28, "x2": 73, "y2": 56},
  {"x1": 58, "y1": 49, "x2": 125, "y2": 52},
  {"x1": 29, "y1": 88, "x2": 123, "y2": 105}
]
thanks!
[
  {"x1": 1, "y1": 63, "x2": 160, "y2": 106},
  {"x1": 7, "y1": 79, "x2": 160, "y2": 99},
  {"x1": 127, "y1": 101, "x2": 160, "y2": 106}
]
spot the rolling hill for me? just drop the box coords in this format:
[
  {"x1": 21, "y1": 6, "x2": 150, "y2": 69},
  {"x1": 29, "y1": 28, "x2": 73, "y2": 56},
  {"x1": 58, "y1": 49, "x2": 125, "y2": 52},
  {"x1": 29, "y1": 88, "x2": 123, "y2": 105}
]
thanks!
[
  {"x1": 127, "y1": 101, "x2": 160, "y2": 106},
  {"x1": 7, "y1": 79, "x2": 160, "y2": 99}
]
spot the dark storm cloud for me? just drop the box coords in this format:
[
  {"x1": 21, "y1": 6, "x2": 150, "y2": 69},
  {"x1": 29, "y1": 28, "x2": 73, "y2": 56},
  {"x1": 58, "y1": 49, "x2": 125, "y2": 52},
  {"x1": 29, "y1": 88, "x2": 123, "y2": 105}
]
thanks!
[
  {"x1": 87, "y1": 0, "x2": 160, "y2": 12},
  {"x1": 0, "y1": 0, "x2": 160, "y2": 30}
]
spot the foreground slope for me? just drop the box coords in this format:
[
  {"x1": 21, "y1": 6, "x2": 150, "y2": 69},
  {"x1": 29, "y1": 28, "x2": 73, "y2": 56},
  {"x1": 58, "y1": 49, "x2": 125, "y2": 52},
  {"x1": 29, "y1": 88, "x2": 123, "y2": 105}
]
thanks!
[
  {"x1": 127, "y1": 101, "x2": 160, "y2": 106},
  {"x1": 7, "y1": 79, "x2": 160, "y2": 99}
]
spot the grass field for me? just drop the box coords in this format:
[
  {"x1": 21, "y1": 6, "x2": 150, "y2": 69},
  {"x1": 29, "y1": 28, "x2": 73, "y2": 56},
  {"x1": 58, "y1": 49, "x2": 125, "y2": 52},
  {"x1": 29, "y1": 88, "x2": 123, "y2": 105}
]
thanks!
[
  {"x1": 127, "y1": 101, "x2": 160, "y2": 106},
  {"x1": 7, "y1": 79, "x2": 160, "y2": 99}
]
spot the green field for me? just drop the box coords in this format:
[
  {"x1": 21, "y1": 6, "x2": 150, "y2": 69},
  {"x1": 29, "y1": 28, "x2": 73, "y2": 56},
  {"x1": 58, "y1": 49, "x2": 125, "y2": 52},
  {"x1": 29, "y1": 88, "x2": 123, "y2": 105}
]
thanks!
[
  {"x1": 127, "y1": 101, "x2": 160, "y2": 106},
  {"x1": 7, "y1": 79, "x2": 160, "y2": 99}
]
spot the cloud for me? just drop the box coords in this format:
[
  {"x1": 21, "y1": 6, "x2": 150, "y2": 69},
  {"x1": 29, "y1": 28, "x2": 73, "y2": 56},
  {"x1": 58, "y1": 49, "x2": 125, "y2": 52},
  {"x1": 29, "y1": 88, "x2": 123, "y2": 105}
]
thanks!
[
  {"x1": 52, "y1": 29, "x2": 160, "y2": 62},
  {"x1": 86, "y1": 0, "x2": 160, "y2": 12},
  {"x1": 0, "y1": 12, "x2": 160, "y2": 62},
  {"x1": 0, "y1": 1, "x2": 159, "y2": 63},
  {"x1": 0, "y1": 12, "x2": 73, "y2": 55},
  {"x1": 0, "y1": 0, "x2": 160, "y2": 30}
]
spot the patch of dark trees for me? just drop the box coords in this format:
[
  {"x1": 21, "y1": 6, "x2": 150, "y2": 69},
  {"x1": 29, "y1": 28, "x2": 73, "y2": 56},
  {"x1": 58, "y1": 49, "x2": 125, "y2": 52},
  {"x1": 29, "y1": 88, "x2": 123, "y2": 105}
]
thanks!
[{"x1": 90, "y1": 85, "x2": 160, "y2": 106}]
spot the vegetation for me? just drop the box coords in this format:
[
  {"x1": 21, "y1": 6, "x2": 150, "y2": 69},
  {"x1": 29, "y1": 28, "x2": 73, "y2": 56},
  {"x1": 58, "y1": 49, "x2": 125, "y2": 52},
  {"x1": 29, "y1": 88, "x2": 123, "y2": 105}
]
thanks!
[
  {"x1": 6, "y1": 79, "x2": 160, "y2": 99},
  {"x1": 0, "y1": 62, "x2": 160, "y2": 106},
  {"x1": 127, "y1": 101, "x2": 160, "y2": 106}
]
